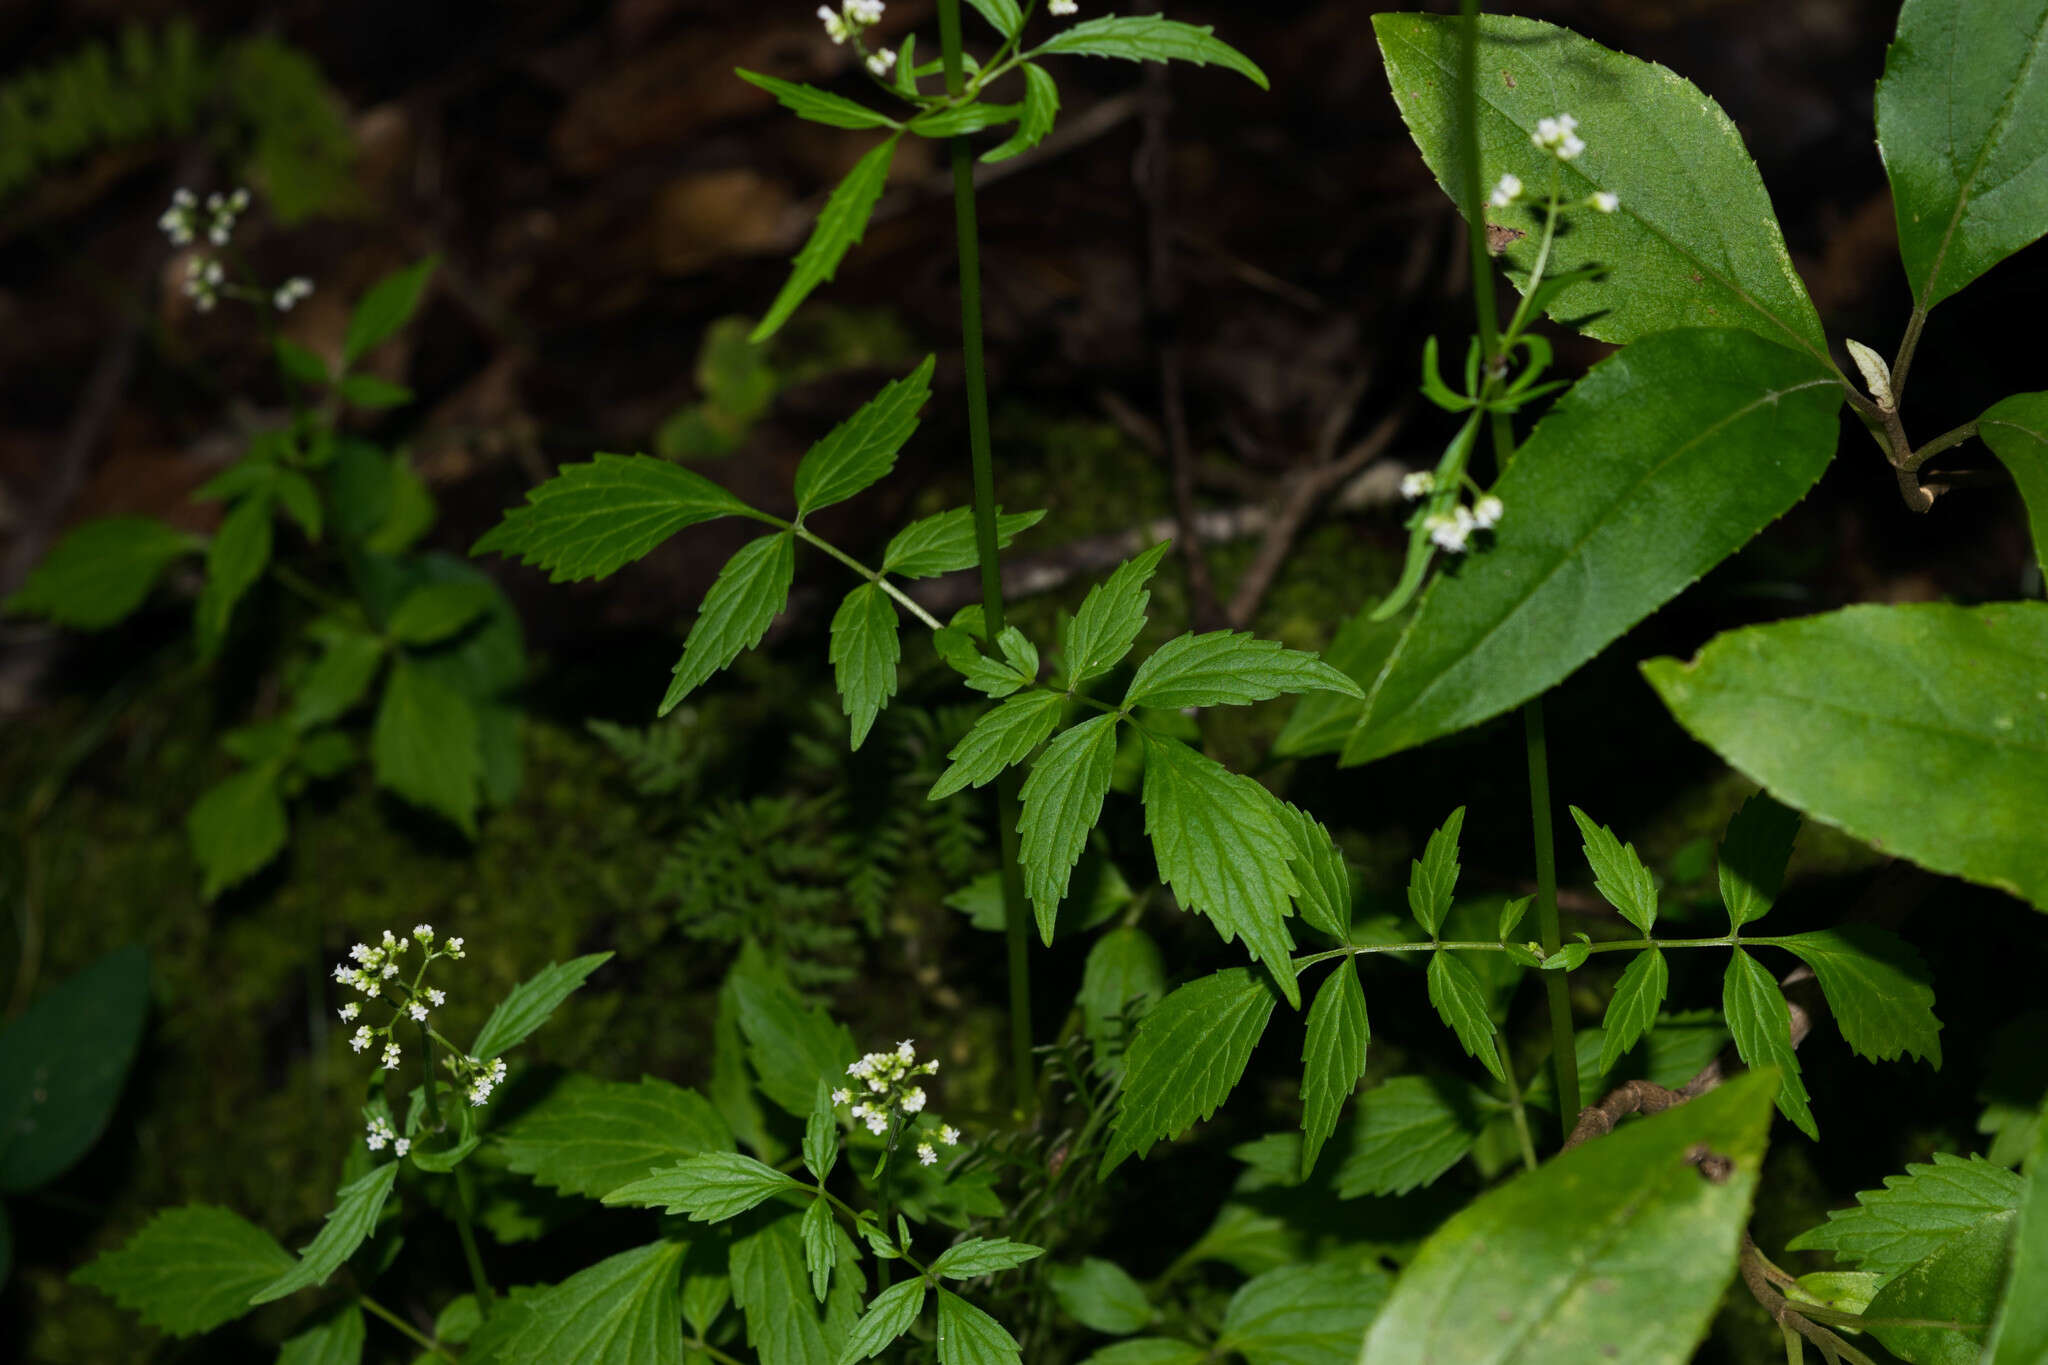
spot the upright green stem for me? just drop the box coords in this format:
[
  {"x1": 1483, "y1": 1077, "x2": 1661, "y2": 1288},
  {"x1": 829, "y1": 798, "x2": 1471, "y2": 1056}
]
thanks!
[
  {"x1": 452, "y1": 1165, "x2": 496, "y2": 1315},
  {"x1": 1494, "y1": 1025, "x2": 1539, "y2": 1174},
  {"x1": 937, "y1": 0, "x2": 1034, "y2": 1117},
  {"x1": 1456, "y1": 0, "x2": 1513, "y2": 469},
  {"x1": 1524, "y1": 701, "x2": 1579, "y2": 1135}
]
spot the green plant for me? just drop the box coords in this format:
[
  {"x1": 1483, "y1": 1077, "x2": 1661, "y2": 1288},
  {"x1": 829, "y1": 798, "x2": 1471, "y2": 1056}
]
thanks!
[{"x1": 6, "y1": 233, "x2": 524, "y2": 898}]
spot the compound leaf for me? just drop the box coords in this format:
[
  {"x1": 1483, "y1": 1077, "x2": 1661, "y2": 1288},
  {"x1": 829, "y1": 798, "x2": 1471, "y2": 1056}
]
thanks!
[{"x1": 472, "y1": 454, "x2": 752, "y2": 583}]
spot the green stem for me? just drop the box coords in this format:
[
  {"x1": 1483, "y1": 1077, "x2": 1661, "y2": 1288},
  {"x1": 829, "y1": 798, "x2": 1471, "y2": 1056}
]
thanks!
[
  {"x1": 1455, "y1": 0, "x2": 1514, "y2": 470},
  {"x1": 1495, "y1": 1025, "x2": 1539, "y2": 1172},
  {"x1": 938, "y1": 0, "x2": 1034, "y2": 1117},
  {"x1": 687, "y1": 1341, "x2": 748, "y2": 1365},
  {"x1": 359, "y1": 1293, "x2": 456, "y2": 1361},
  {"x1": 788, "y1": 524, "x2": 944, "y2": 628},
  {"x1": 452, "y1": 1165, "x2": 496, "y2": 1315},
  {"x1": 1523, "y1": 701, "x2": 1579, "y2": 1135},
  {"x1": 1902, "y1": 418, "x2": 1980, "y2": 472},
  {"x1": 1890, "y1": 304, "x2": 1929, "y2": 401}
]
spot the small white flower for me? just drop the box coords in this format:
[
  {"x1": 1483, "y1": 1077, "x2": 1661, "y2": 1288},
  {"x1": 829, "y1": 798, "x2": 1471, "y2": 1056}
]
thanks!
[
  {"x1": 922, "y1": 1059, "x2": 939, "y2": 1075},
  {"x1": 1532, "y1": 112, "x2": 1585, "y2": 160},
  {"x1": 832, "y1": 1088, "x2": 852, "y2": 1105},
  {"x1": 1400, "y1": 471, "x2": 1436, "y2": 500},
  {"x1": 917, "y1": 1143, "x2": 937, "y2": 1166},
  {"x1": 394, "y1": 1137, "x2": 411, "y2": 1158},
  {"x1": 1425, "y1": 506, "x2": 1477, "y2": 554},
  {"x1": 382, "y1": 1042, "x2": 402, "y2": 1070},
  {"x1": 333, "y1": 964, "x2": 352, "y2": 983},
  {"x1": 866, "y1": 47, "x2": 896, "y2": 76},
  {"x1": 1591, "y1": 191, "x2": 1619, "y2": 214},
  {"x1": 428, "y1": 988, "x2": 446, "y2": 1006},
  {"x1": 900, "y1": 1087, "x2": 926, "y2": 1115},
  {"x1": 896, "y1": 1039, "x2": 915, "y2": 1061},
  {"x1": 445, "y1": 936, "x2": 465, "y2": 958},
  {"x1": 350, "y1": 1026, "x2": 373, "y2": 1053},
  {"x1": 865, "y1": 1112, "x2": 888, "y2": 1135},
  {"x1": 339, "y1": 1003, "x2": 359, "y2": 1022},
  {"x1": 939, "y1": 1125, "x2": 960, "y2": 1147},
  {"x1": 849, "y1": 0, "x2": 883, "y2": 20},
  {"x1": 818, "y1": 5, "x2": 849, "y2": 43},
  {"x1": 413, "y1": 923, "x2": 434, "y2": 941},
  {"x1": 409, "y1": 1003, "x2": 429, "y2": 1022},
  {"x1": 1050, "y1": 0, "x2": 1078, "y2": 13},
  {"x1": 350, "y1": 943, "x2": 373, "y2": 962},
  {"x1": 1489, "y1": 173, "x2": 1523, "y2": 208},
  {"x1": 381, "y1": 962, "x2": 399, "y2": 979},
  {"x1": 1473, "y1": 495, "x2": 1504, "y2": 529},
  {"x1": 868, "y1": 1077, "x2": 887, "y2": 1093},
  {"x1": 173, "y1": 188, "x2": 196, "y2": 208}
]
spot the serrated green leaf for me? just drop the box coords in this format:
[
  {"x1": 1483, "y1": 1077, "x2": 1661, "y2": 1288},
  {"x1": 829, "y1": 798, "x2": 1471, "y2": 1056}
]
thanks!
[
  {"x1": 1788, "y1": 1152, "x2": 2021, "y2": 1276},
  {"x1": 882, "y1": 506, "x2": 1044, "y2": 578},
  {"x1": 251, "y1": 1162, "x2": 401, "y2": 1303},
  {"x1": 1777, "y1": 926, "x2": 1942, "y2": 1067},
  {"x1": 983, "y1": 63, "x2": 1058, "y2": 164},
  {"x1": 910, "y1": 102, "x2": 1023, "y2": 139},
  {"x1": 1035, "y1": 15, "x2": 1268, "y2": 90},
  {"x1": 1138, "y1": 733, "x2": 1299, "y2": 1003},
  {"x1": 829, "y1": 584, "x2": 900, "y2": 751},
  {"x1": 803, "y1": 1082, "x2": 840, "y2": 1186},
  {"x1": 337, "y1": 373, "x2": 411, "y2": 410},
  {"x1": 1047, "y1": 1258, "x2": 1152, "y2": 1335},
  {"x1": 273, "y1": 468, "x2": 323, "y2": 542},
  {"x1": 1374, "y1": 14, "x2": 1826, "y2": 360},
  {"x1": 1425, "y1": 952, "x2": 1505, "y2": 1084},
  {"x1": 794, "y1": 356, "x2": 934, "y2": 517},
  {"x1": 1406, "y1": 807, "x2": 1463, "y2": 937},
  {"x1": 1333, "y1": 1074, "x2": 1494, "y2": 1198},
  {"x1": 754, "y1": 136, "x2": 899, "y2": 342},
  {"x1": 471, "y1": 953, "x2": 611, "y2": 1061},
  {"x1": 372, "y1": 657, "x2": 482, "y2": 834},
  {"x1": 343, "y1": 257, "x2": 436, "y2": 368},
  {"x1": 1362, "y1": 1072, "x2": 1777, "y2": 1364},
  {"x1": 1722, "y1": 948, "x2": 1814, "y2": 1138},
  {"x1": 0, "y1": 944, "x2": 148, "y2": 1193},
  {"x1": 1063, "y1": 542, "x2": 1171, "y2": 688},
  {"x1": 387, "y1": 580, "x2": 497, "y2": 647},
  {"x1": 936, "y1": 1288, "x2": 1021, "y2": 1365},
  {"x1": 196, "y1": 496, "x2": 274, "y2": 656},
  {"x1": 994, "y1": 626, "x2": 1038, "y2": 681},
  {"x1": 1877, "y1": 0, "x2": 2048, "y2": 310},
  {"x1": 964, "y1": 0, "x2": 1021, "y2": 39},
  {"x1": 1340, "y1": 329, "x2": 1842, "y2": 768},
  {"x1": 472, "y1": 454, "x2": 753, "y2": 583},
  {"x1": 1298, "y1": 961, "x2": 1368, "y2": 1179},
  {"x1": 496, "y1": 1073, "x2": 731, "y2": 1199},
  {"x1": 1103, "y1": 967, "x2": 1279, "y2": 1175},
  {"x1": 1018, "y1": 713, "x2": 1119, "y2": 941},
  {"x1": 1078, "y1": 926, "x2": 1166, "y2": 1067},
  {"x1": 3, "y1": 516, "x2": 199, "y2": 629},
  {"x1": 1866, "y1": 1215, "x2": 2007, "y2": 1365},
  {"x1": 1276, "y1": 803, "x2": 1350, "y2": 942},
  {"x1": 840, "y1": 1278, "x2": 927, "y2": 1363},
  {"x1": 929, "y1": 691, "x2": 1062, "y2": 800},
  {"x1": 1570, "y1": 807, "x2": 1657, "y2": 933},
  {"x1": 729, "y1": 949, "x2": 856, "y2": 1117},
  {"x1": 72, "y1": 1204, "x2": 292, "y2": 1336},
  {"x1": 661, "y1": 532, "x2": 796, "y2": 715},
  {"x1": 1121, "y1": 630, "x2": 1364, "y2": 711},
  {"x1": 802, "y1": 1196, "x2": 835, "y2": 1302},
  {"x1": 1981, "y1": 392, "x2": 2048, "y2": 573},
  {"x1": 465, "y1": 1239, "x2": 686, "y2": 1365},
  {"x1": 1989, "y1": 1093, "x2": 2048, "y2": 1362},
  {"x1": 1217, "y1": 1261, "x2": 1390, "y2": 1365},
  {"x1": 1646, "y1": 601, "x2": 2048, "y2": 911},
  {"x1": 604, "y1": 1151, "x2": 801, "y2": 1221},
  {"x1": 1717, "y1": 790, "x2": 1800, "y2": 930},
  {"x1": 187, "y1": 765, "x2": 289, "y2": 900},
  {"x1": 733, "y1": 1209, "x2": 863, "y2": 1365},
  {"x1": 1599, "y1": 949, "x2": 1668, "y2": 1076},
  {"x1": 736, "y1": 69, "x2": 896, "y2": 130},
  {"x1": 291, "y1": 626, "x2": 387, "y2": 728},
  {"x1": 931, "y1": 1238, "x2": 1044, "y2": 1280},
  {"x1": 276, "y1": 1303, "x2": 365, "y2": 1365}
]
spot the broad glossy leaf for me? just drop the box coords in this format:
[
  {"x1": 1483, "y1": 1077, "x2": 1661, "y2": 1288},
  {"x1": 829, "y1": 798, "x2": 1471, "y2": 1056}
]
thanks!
[
  {"x1": 754, "y1": 136, "x2": 899, "y2": 342},
  {"x1": 1425, "y1": 952, "x2": 1505, "y2": 1084},
  {"x1": 1644, "y1": 601, "x2": 2048, "y2": 909},
  {"x1": 1340, "y1": 328, "x2": 1842, "y2": 767},
  {"x1": 603, "y1": 1151, "x2": 801, "y2": 1222},
  {"x1": 1722, "y1": 948, "x2": 1815, "y2": 1138},
  {"x1": 661, "y1": 532, "x2": 797, "y2": 715},
  {"x1": 1569, "y1": 807, "x2": 1657, "y2": 933},
  {"x1": 929, "y1": 690, "x2": 1062, "y2": 799},
  {"x1": 251, "y1": 1162, "x2": 401, "y2": 1303},
  {"x1": 1865, "y1": 1214, "x2": 2008, "y2": 1365},
  {"x1": 72, "y1": 1205, "x2": 292, "y2": 1336},
  {"x1": 1989, "y1": 1095, "x2": 2048, "y2": 1362},
  {"x1": 1048, "y1": 1258, "x2": 1153, "y2": 1335},
  {"x1": 1270, "y1": 604, "x2": 1404, "y2": 759},
  {"x1": 1598, "y1": 949, "x2": 1668, "y2": 1076},
  {"x1": 1333, "y1": 1074, "x2": 1495, "y2": 1198},
  {"x1": 276, "y1": 1303, "x2": 365, "y2": 1365},
  {"x1": 343, "y1": 257, "x2": 436, "y2": 367},
  {"x1": 1778, "y1": 926, "x2": 1942, "y2": 1067},
  {"x1": 3, "y1": 517, "x2": 199, "y2": 628},
  {"x1": 372, "y1": 657, "x2": 482, "y2": 835},
  {"x1": 472, "y1": 454, "x2": 753, "y2": 583},
  {"x1": 830, "y1": 584, "x2": 900, "y2": 750},
  {"x1": 471, "y1": 952, "x2": 613, "y2": 1061},
  {"x1": 1876, "y1": 0, "x2": 2048, "y2": 309},
  {"x1": 1122, "y1": 630, "x2": 1363, "y2": 711},
  {"x1": 736, "y1": 70, "x2": 895, "y2": 130},
  {"x1": 1361, "y1": 1071, "x2": 1777, "y2": 1365},
  {"x1": 1374, "y1": 14, "x2": 1828, "y2": 361},
  {"x1": 1299, "y1": 962, "x2": 1369, "y2": 1178},
  {"x1": 1788, "y1": 1153, "x2": 2021, "y2": 1277},
  {"x1": 196, "y1": 495, "x2": 274, "y2": 656},
  {"x1": 1980, "y1": 391, "x2": 2048, "y2": 571},
  {"x1": 1103, "y1": 967, "x2": 1280, "y2": 1175},
  {"x1": 840, "y1": 1279, "x2": 926, "y2": 1362},
  {"x1": 1217, "y1": 1262, "x2": 1389, "y2": 1365},
  {"x1": 0, "y1": 944, "x2": 148, "y2": 1193},
  {"x1": 794, "y1": 357, "x2": 934, "y2": 517},
  {"x1": 1062, "y1": 542, "x2": 1171, "y2": 688},
  {"x1": 983, "y1": 63, "x2": 1058, "y2": 164},
  {"x1": 1138, "y1": 733, "x2": 1299, "y2": 1003},
  {"x1": 1716, "y1": 790, "x2": 1800, "y2": 930},
  {"x1": 467, "y1": 1239, "x2": 686, "y2": 1365},
  {"x1": 1034, "y1": 16, "x2": 1268, "y2": 90},
  {"x1": 187, "y1": 766, "x2": 289, "y2": 900},
  {"x1": 496, "y1": 1073, "x2": 731, "y2": 1199},
  {"x1": 936, "y1": 1288, "x2": 1021, "y2": 1365},
  {"x1": 1018, "y1": 713, "x2": 1119, "y2": 941},
  {"x1": 881, "y1": 506, "x2": 1043, "y2": 578}
]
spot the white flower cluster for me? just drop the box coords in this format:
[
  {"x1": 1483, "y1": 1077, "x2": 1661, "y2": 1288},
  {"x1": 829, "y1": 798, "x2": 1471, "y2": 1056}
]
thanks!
[
  {"x1": 463, "y1": 1056, "x2": 510, "y2": 1107},
  {"x1": 158, "y1": 187, "x2": 248, "y2": 247},
  {"x1": 333, "y1": 925, "x2": 463, "y2": 1074},
  {"x1": 1422, "y1": 496, "x2": 1503, "y2": 553},
  {"x1": 156, "y1": 187, "x2": 316, "y2": 315},
  {"x1": 182, "y1": 257, "x2": 226, "y2": 313},
  {"x1": 273, "y1": 276, "x2": 315, "y2": 311},
  {"x1": 834, "y1": 1039, "x2": 963, "y2": 1165},
  {"x1": 1050, "y1": 0, "x2": 1079, "y2": 14},
  {"x1": 818, "y1": 0, "x2": 883, "y2": 44},
  {"x1": 1531, "y1": 112, "x2": 1585, "y2": 161},
  {"x1": 363, "y1": 1115, "x2": 412, "y2": 1158},
  {"x1": 1489, "y1": 169, "x2": 1618, "y2": 217}
]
